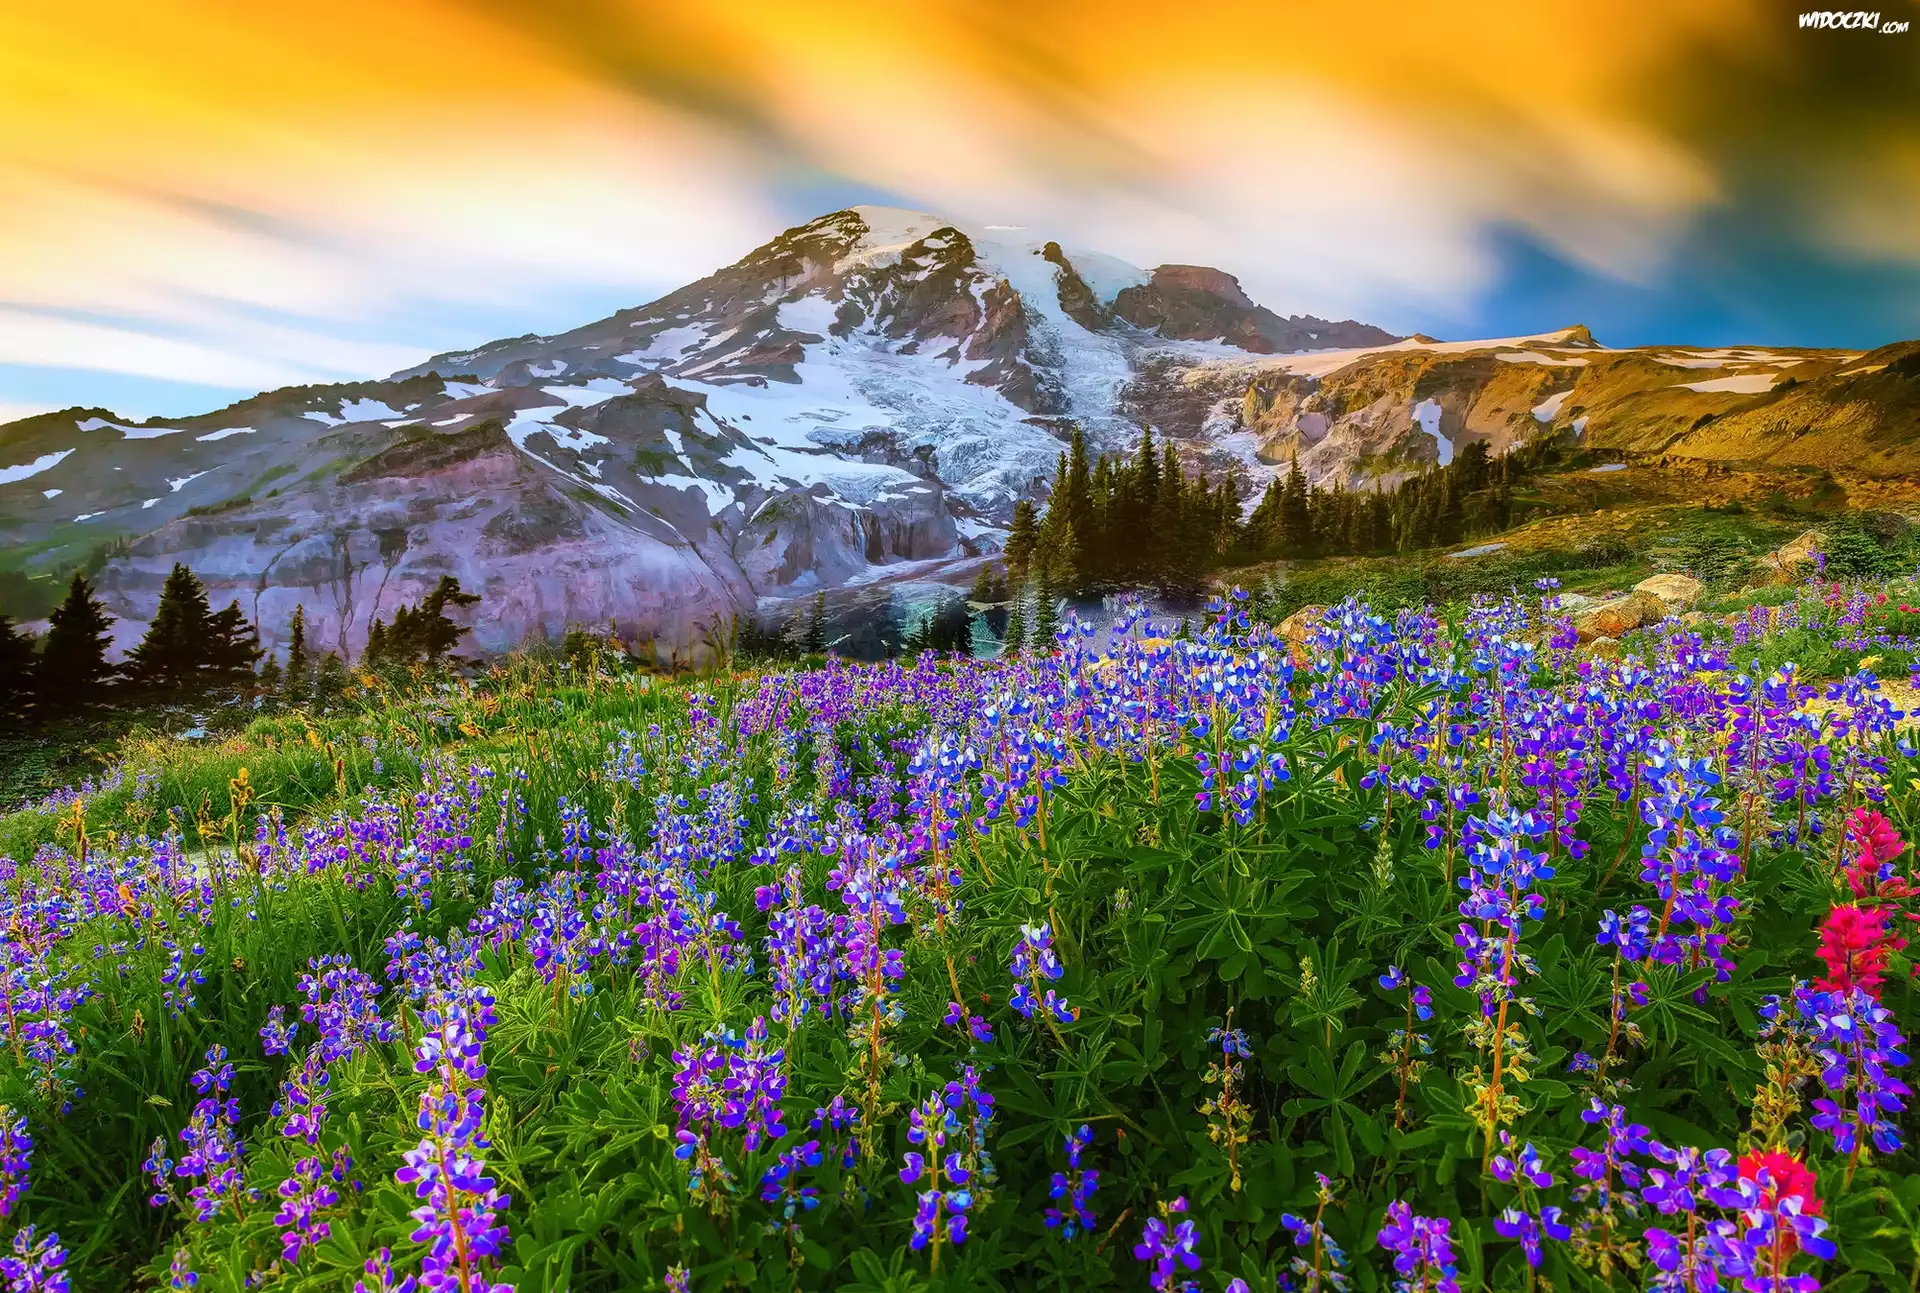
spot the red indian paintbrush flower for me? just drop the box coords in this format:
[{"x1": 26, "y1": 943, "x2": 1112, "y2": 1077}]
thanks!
[
  {"x1": 1738, "y1": 1150, "x2": 1821, "y2": 1257},
  {"x1": 1814, "y1": 904, "x2": 1904, "y2": 1000},
  {"x1": 1844, "y1": 808, "x2": 1909, "y2": 899}
]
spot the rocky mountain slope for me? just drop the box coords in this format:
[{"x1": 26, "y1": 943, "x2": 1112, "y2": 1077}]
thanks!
[{"x1": 1, "y1": 204, "x2": 1914, "y2": 661}]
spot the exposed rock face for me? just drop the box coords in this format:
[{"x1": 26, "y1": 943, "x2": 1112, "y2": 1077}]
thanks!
[
  {"x1": 1752, "y1": 530, "x2": 1825, "y2": 585},
  {"x1": 1572, "y1": 592, "x2": 1668, "y2": 643},
  {"x1": 1112, "y1": 266, "x2": 1399, "y2": 354},
  {"x1": 1634, "y1": 573, "x2": 1705, "y2": 613}
]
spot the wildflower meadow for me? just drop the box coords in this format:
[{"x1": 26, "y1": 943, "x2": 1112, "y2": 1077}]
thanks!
[{"x1": 1, "y1": 581, "x2": 1917, "y2": 1292}]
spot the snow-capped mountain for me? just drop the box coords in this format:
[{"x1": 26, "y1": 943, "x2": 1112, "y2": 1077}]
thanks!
[{"x1": 0, "y1": 205, "x2": 1909, "y2": 661}]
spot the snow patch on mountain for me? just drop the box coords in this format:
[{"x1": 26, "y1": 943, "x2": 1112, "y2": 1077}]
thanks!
[
  {"x1": 0, "y1": 448, "x2": 73, "y2": 486},
  {"x1": 1412, "y1": 398, "x2": 1451, "y2": 465},
  {"x1": 78, "y1": 416, "x2": 181, "y2": 440},
  {"x1": 1532, "y1": 390, "x2": 1573, "y2": 422},
  {"x1": 1677, "y1": 373, "x2": 1780, "y2": 394}
]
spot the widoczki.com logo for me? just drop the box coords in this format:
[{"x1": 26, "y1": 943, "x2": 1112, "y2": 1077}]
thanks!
[{"x1": 1798, "y1": 10, "x2": 1910, "y2": 30}]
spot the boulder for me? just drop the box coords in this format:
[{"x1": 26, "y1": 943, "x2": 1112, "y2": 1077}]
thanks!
[
  {"x1": 1572, "y1": 591, "x2": 1667, "y2": 643},
  {"x1": 1582, "y1": 635, "x2": 1622, "y2": 659},
  {"x1": 1277, "y1": 604, "x2": 1330, "y2": 651},
  {"x1": 1752, "y1": 530, "x2": 1824, "y2": 586},
  {"x1": 1634, "y1": 573, "x2": 1705, "y2": 613}
]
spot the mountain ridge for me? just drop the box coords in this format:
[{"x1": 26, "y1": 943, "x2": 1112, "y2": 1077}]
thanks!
[{"x1": 1, "y1": 205, "x2": 1914, "y2": 662}]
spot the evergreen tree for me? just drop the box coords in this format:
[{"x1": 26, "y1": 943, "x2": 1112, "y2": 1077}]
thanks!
[
  {"x1": 364, "y1": 618, "x2": 388, "y2": 667},
  {"x1": 257, "y1": 655, "x2": 283, "y2": 693},
  {"x1": 37, "y1": 574, "x2": 115, "y2": 708},
  {"x1": 125, "y1": 563, "x2": 214, "y2": 690},
  {"x1": 1277, "y1": 455, "x2": 1312, "y2": 557},
  {"x1": 1002, "y1": 597, "x2": 1026, "y2": 656},
  {"x1": 927, "y1": 596, "x2": 974, "y2": 657},
  {"x1": 968, "y1": 564, "x2": 995, "y2": 608},
  {"x1": 314, "y1": 652, "x2": 347, "y2": 703},
  {"x1": 803, "y1": 592, "x2": 828, "y2": 655},
  {"x1": 1031, "y1": 571, "x2": 1059, "y2": 650},
  {"x1": 0, "y1": 614, "x2": 34, "y2": 722},
  {"x1": 415, "y1": 577, "x2": 481, "y2": 664},
  {"x1": 1004, "y1": 500, "x2": 1040, "y2": 583},
  {"x1": 205, "y1": 600, "x2": 263, "y2": 685},
  {"x1": 285, "y1": 604, "x2": 310, "y2": 698}
]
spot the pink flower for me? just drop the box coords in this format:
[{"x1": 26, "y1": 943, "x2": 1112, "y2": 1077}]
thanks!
[
  {"x1": 1815, "y1": 904, "x2": 1904, "y2": 1000},
  {"x1": 1844, "y1": 808, "x2": 1908, "y2": 899}
]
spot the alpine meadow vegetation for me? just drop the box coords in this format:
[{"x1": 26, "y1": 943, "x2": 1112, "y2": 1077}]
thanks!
[{"x1": 2, "y1": 575, "x2": 1920, "y2": 1293}]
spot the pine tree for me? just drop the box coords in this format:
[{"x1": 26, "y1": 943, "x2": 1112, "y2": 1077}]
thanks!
[
  {"x1": 416, "y1": 577, "x2": 481, "y2": 664},
  {"x1": 803, "y1": 592, "x2": 827, "y2": 655},
  {"x1": 363, "y1": 618, "x2": 388, "y2": 667},
  {"x1": 314, "y1": 652, "x2": 347, "y2": 702},
  {"x1": 285, "y1": 604, "x2": 310, "y2": 698},
  {"x1": 1004, "y1": 500, "x2": 1040, "y2": 583},
  {"x1": 125, "y1": 563, "x2": 214, "y2": 690},
  {"x1": 968, "y1": 564, "x2": 995, "y2": 608},
  {"x1": 1277, "y1": 455, "x2": 1312, "y2": 558},
  {"x1": 205, "y1": 600, "x2": 263, "y2": 685},
  {"x1": 1002, "y1": 597, "x2": 1026, "y2": 656},
  {"x1": 1032, "y1": 571, "x2": 1059, "y2": 650},
  {"x1": 37, "y1": 574, "x2": 115, "y2": 708},
  {"x1": 0, "y1": 614, "x2": 35, "y2": 721}
]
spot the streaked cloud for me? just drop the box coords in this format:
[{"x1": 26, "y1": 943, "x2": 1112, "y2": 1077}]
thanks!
[{"x1": 0, "y1": 0, "x2": 1914, "y2": 417}]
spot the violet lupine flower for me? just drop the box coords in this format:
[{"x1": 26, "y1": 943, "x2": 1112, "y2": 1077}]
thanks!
[
  {"x1": 1490, "y1": 1135, "x2": 1569, "y2": 1268},
  {"x1": 393, "y1": 987, "x2": 512, "y2": 1293},
  {"x1": 167, "y1": 1248, "x2": 197, "y2": 1289},
  {"x1": 0, "y1": 1107, "x2": 30, "y2": 1218},
  {"x1": 1278, "y1": 1174, "x2": 1349, "y2": 1292},
  {"x1": 1793, "y1": 985, "x2": 1912, "y2": 1157},
  {"x1": 1377, "y1": 1201, "x2": 1460, "y2": 1293},
  {"x1": 759, "y1": 1138, "x2": 822, "y2": 1237},
  {"x1": 941, "y1": 1066, "x2": 997, "y2": 1189},
  {"x1": 670, "y1": 1036, "x2": 733, "y2": 1199},
  {"x1": 352, "y1": 1247, "x2": 416, "y2": 1293},
  {"x1": 298, "y1": 955, "x2": 395, "y2": 1063},
  {"x1": 259, "y1": 1004, "x2": 298, "y2": 1058},
  {"x1": 941, "y1": 1000, "x2": 994, "y2": 1045},
  {"x1": 1044, "y1": 1125, "x2": 1098, "y2": 1239},
  {"x1": 0, "y1": 1226, "x2": 67, "y2": 1293},
  {"x1": 1378, "y1": 966, "x2": 1433, "y2": 1020},
  {"x1": 147, "y1": 1046, "x2": 248, "y2": 1222},
  {"x1": 809, "y1": 1096, "x2": 861, "y2": 1169},
  {"x1": 1132, "y1": 1196, "x2": 1201, "y2": 1293},
  {"x1": 272, "y1": 1047, "x2": 332, "y2": 1145},
  {"x1": 718, "y1": 1017, "x2": 788, "y2": 1153},
  {"x1": 1009, "y1": 922, "x2": 1076, "y2": 1025},
  {"x1": 274, "y1": 1148, "x2": 355, "y2": 1265},
  {"x1": 900, "y1": 1090, "x2": 971, "y2": 1254}
]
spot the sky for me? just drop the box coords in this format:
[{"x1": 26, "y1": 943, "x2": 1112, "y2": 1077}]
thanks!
[{"x1": 2, "y1": 0, "x2": 1918, "y2": 422}]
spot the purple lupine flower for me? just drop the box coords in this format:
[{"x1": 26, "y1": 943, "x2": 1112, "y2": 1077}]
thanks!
[
  {"x1": 1044, "y1": 1125, "x2": 1098, "y2": 1239},
  {"x1": 1132, "y1": 1196, "x2": 1201, "y2": 1293},
  {"x1": 0, "y1": 1108, "x2": 30, "y2": 1219},
  {"x1": 1377, "y1": 1201, "x2": 1460, "y2": 1293},
  {"x1": 352, "y1": 1247, "x2": 416, "y2": 1293},
  {"x1": 759, "y1": 1138, "x2": 822, "y2": 1227},
  {"x1": 1278, "y1": 1174, "x2": 1349, "y2": 1291},
  {"x1": 274, "y1": 1148, "x2": 354, "y2": 1265},
  {"x1": 259, "y1": 1004, "x2": 298, "y2": 1058},
  {"x1": 0, "y1": 1227, "x2": 67, "y2": 1293},
  {"x1": 900, "y1": 1090, "x2": 971, "y2": 1256},
  {"x1": 1009, "y1": 922, "x2": 1076, "y2": 1025}
]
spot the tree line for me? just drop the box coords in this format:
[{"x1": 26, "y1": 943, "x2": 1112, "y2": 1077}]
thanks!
[
  {"x1": 889, "y1": 422, "x2": 1551, "y2": 657},
  {"x1": 0, "y1": 566, "x2": 480, "y2": 726}
]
